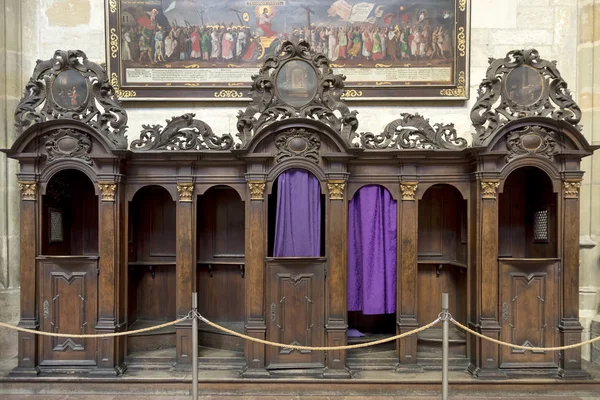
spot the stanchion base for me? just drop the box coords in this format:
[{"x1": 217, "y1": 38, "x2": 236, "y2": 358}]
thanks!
[
  {"x1": 241, "y1": 367, "x2": 270, "y2": 378},
  {"x1": 9, "y1": 367, "x2": 40, "y2": 377},
  {"x1": 322, "y1": 367, "x2": 352, "y2": 379},
  {"x1": 394, "y1": 363, "x2": 424, "y2": 373},
  {"x1": 558, "y1": 368, "x2": 592, "y2": 380}
]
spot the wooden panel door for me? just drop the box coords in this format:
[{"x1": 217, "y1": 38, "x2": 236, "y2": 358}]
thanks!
[
  {"x1": 499, "y1": 259, "x2": 559, "y2": 368},
  {"x1": 266, "y1": 258, "x2": 325, "y2": 369},
  {"x1": 39, "y1": 257, "x2": 98, "y2": 367}
]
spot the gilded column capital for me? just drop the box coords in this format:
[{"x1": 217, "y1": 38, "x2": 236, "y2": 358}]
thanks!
[
  {"x1": 98, "y1": 182, "x2": 117, "y2": 202},
  {"x1": 563, "y1": 180, "x2": 581, "y2": 199},
  {"x1": 248, "y1": 180, "x2": 266, "y2": 201},
  {"x1": 177, "y1": 183, "x2": 194, "y2": 202},
  {"x1": 327, "y1": 180, "x2": 345, "y2": 201},
  {"x1": 400, "y1": 182, "x2": 418, "y2": 201},
  {"x1": 18, "y1": 181, "x2": 37, "y2": 201},
  {"x1": 480, "y1": 180, "x2": 500, "y2": 199}
]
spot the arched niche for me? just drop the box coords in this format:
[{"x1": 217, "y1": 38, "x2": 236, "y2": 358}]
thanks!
[
  {"x1": 346, "y1": 184, "x2": 398, "y2": 368},
  {"x1": 41, "y1": 169, "x2": 98, "y2": 256},
  {"x1": 196, "y1": 185, "x2": 246, "y2": 354},
  {"x1": 267, "y1": 167, "x2": 325, "y2": 258},
  {"x1": 498, "y1": 166, "x2": 557, "y2": 259},
  {"x1": 126, "y1": 185, "x2": 177, "y2": 357},
  {"x1": 417, "y1": 184, "x2": 468, "y2": 369}
]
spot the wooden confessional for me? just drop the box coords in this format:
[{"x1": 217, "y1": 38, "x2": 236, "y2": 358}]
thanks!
[{"x1": 4, "y1": 46, "x2": 596, "y2": 380}]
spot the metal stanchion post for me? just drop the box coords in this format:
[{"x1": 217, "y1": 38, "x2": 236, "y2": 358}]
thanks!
[
  {"x1": 442, "y1": 292, "x2": 449, "y2": 400},
  {"x1": 192, "y1": 292, "x2": 198, "y2": 400}
]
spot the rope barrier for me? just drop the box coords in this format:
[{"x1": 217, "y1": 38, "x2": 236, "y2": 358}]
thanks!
[
  {"x1": 450, "y1": 318, "x2": 600, "y2": 352},
  {"x1": 197, "y1": 312, "x2": 439, "y2": 351},
  {"x1": 0, "y1": 316, "x2": 189, "y2": 338}
]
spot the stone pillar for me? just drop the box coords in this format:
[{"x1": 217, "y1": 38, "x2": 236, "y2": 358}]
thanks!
[
  {"x1": 396, "y1": 182, "x2": 420, "y2": 371},
  {"x1": 175, "y1": 182, "x2": 194, "y2": 367},
  {"x1": 0, "y1": 0, "x2": 25, "y2": 363},
  {"x1": 578, "y1": 0, "x2": 600, "y2": 363},
  {"x1": 243, "y1": 179, "x2": 269, "y2": 377},
  {"x1": 323, "y1": 178, "x2": 350, "y2": 378}
]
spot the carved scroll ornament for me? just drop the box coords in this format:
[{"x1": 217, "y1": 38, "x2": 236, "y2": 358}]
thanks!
[
  {"x1": 361, "y1": 113, "x2": 467, "y2": 150},
  {"x1": 471, "y1": 49, "x2": 581, "y2": 146},
  {"x1": 275, "y1": 129, "x2": 321, "y2": 164},
  {"x1": 506, "y1": 126, "x2": 557, "y2": 162},
  {"x1": 131, "y1": 113, "x2": 234, "y2": 151},
  {"x1": 236, "y1": 40, "x2": 358, "y2": 148},
  {"x1": 15, "y1": 50, "x2": 128, "y2": 149},
  {"x1": 44, "y1": 128, "x2": 92, "y2": 165}
]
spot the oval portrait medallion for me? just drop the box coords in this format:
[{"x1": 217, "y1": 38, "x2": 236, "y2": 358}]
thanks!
[
  {"x1": 505, "y1": 65, "x2": 544, "y2": 107},
  {"x1": 275, "y1": 60, "x2": 318, "y2": 108},
  {"x1": 51, "y1": 69, "x2": 88, "y2": 110}
]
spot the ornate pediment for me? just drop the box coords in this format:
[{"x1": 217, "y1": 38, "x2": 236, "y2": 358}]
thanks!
[
  {"x1": 505, "y1": 125, "x2": 557, "y2": 163},
  {"x1": 471, "y1": 49, "x2": 581, "y2": 146},
  {"x1": 360, "y1": 113, "x2": 468, "y2": 150},
  {"x1": 236, "y1": 40, "x2": 358, "y2": 148},
  {"x1": 130, "y1": 113, "x2": 234, "y2": 151},
  {"x1": 14, "y1": 50, "x2": 128, "y2": 149}
]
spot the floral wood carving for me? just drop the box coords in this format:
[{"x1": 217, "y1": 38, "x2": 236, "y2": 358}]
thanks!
[
  {"x1": 15, "y1": 50, "x2": 128, "y2": 149},
  {"x1": 18, "y1": 181, "x2": 37, "y2": 201},
  {"x1": 130, "y1": 113, "x2": 234, "y2": 151},
  {"x1": 275, "y1": 129, "x2": 321, "y2": 164},
  {"x1": 563, "y1": 180, "x2": 581, "y2": 199},
  {"x1": 400, "y1": 182, "x2": 418, "y2": 201},
  {"x1": 236, "y1": 40, "x2": 358, "y2": 148},
  {"x1": 481, "y1": 181, "x2": 500, "y2": 199},
  {"x1": 177, "y1": 183, "x2": 194, "y2": 202},
  {"x1": 505, "y1": 126, "x2": 557, "y2": 162},
  {"x1": 248, "y1": 181, "x2": 266, "y2": 201},
  {"x1": 361, "y1": 113, "x2": 467, "y2": 150},
  {"x1": 44, "y1": 129, "x2": 92, "y2": 165},
  {"x1": 98, "y1": 182, "x2": 117, "y2": 202},
  {"x1": 471, "y1": 49, "x2": 581, "y2": 146},
  {"x1": 327, "y1": 180, "x2": 345, "y2": 200}
]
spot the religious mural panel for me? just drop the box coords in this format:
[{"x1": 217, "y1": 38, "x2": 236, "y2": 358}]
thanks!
[{"x1": 106, "y1": 0, "x2": 469, "y2": 101}]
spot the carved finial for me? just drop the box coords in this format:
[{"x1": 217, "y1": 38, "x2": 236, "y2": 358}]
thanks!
[
  {"x1": 248, "y1": 181, "x2": 266, "y2": 201},
  {"x1": 327, "y1": 180, "x2": 345, "y2": 200},
  {"x1": 400, "y1": 182, "x2": 418, "y2": 201},
  {"x1": 98, "y1": 182, "x2": 117, "y2": 202},
  {"x1": 563, "y1": 180, "x2": 581, "y2": 199},
  {"x1": 18, "y1": 181, "x2": 37, "y2": 201},
  {"x1": 177, "y1": 183, "x2": 194, "y2": 202},
  {"x1": 481, "y1": 181, "x2": 500, "y2": 199}
]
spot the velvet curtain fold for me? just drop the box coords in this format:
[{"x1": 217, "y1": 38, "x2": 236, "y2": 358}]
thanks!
[
  {"x1": 348, "y1": 185, "x2": 397, "y2": 314},
  {"x1": 273, "y1": 169, "x2": 321, "y2": 257}
]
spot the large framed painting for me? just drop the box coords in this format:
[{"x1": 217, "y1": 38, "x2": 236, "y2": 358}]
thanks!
[{"x1": 105, "y1": 0, "x2": 470, "y2": 101}]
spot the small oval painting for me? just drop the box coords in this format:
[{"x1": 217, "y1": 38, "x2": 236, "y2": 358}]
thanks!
[
  {"x1": 505, "y1": 66, "x2": 544, "y2": 106},
  {"x1": 275, "y1": 60, "x2": 318, "y2": 108},
  {"x1": 51, "y1": 69, "x2": 88, "y2": 110}
]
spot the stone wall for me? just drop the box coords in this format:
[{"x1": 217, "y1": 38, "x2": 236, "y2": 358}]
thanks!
[{"x1": 0, "y1": 0, "x2": 598, "y2": 362}]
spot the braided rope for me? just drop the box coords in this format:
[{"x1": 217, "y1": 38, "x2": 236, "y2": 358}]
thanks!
[
  {"x1": 451, "y1": 318, "x2": 600, "y2": 352},
  {"x1": 0, "y1": 316, "x2": 188, "y2": 338},
  {"x1": 198, "y1": 313, "x2": 440, "y2": 351}
]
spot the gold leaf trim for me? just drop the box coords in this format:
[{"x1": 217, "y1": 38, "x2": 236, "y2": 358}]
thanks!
[
  {"x1": 228, "y1": 82, "x2": 245, "y2": 86},
  {"x1": 330, "y1": 63, "x2": 346, "y2": 68},
  {"x1": 459, "y1": 0, "x2": 467, "y2": 12},
  {"x1": 177, "y1": 183, "x2": 194, "y2": 202},
  {"x1": 440, "y1": 71, "x2": 466, "y2": 97},
  {"x1": 400, "y1": 182, "x2": 418, "y2": 201},
  {"x1": 184, "y1": 64, "x2": 201, "y2": 69},
  {"x1": 481, "y1": 180, "x2": 500, "y2": 199},
  {"x1": 184, "y1": 83, "x2": 201, "y2": 86},
  {"x1": 328, "y1": 180, "x2": 345, "y2": 201},
  {"x1": 110, "y1": 28, "x2": 119, "y2": 59},
  {"x1": 214, "y1": 89, "x2": 243, "y2": 98},
  {"x1": 248, "y1": 181, "x2": 266, "y2": 200},
  {"x1": 375, "y1": 64, "x2": 392, "y2": 68},
  {"x1": 109, "y1": 0, "x2": 117, "y2": 13},
  {"x1": 563, "y1": 180, "x2": 581, "y2": 199},
  {"x1": 341, "y1": 89, "x2": 363, "y2": 98},
  {"x1": 110, "y1": 73, "x2": 137, "y2": 98},
  {"x1": 98, "y1": 182, "x2": 117, "y2": 202},
  {"x1": 18, "y1": 181, "x2": 37, "y2": 201},
  {"x1": 457, "y1": 27, "x2": 466, "y2": 58},
  {"x1": 376, "y1": 81, "x2": 392, "y2": 86}
]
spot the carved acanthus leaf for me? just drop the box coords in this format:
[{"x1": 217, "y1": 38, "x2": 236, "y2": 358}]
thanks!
[
  {"x1": 130, "y1": 113, "x2": 234, "y2": 151},
  {"x1": 44, "y1": 128, "x2": 92, "y2": 165},
  {"x1": 505, "y1": 126, "x2": 557, "y2": 162},
  {"x1": 275, "y1": 129, "x2": 321, "y2": 163},
  {"x1": 360, "y1": 113, "x2": 467, "y2": 150}
]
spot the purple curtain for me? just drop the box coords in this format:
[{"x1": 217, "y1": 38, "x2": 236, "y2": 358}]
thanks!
[
  {"x1": 348, "y1": 185, "x2": 397, "y2": 314},
  {"x1": 273, "y1": 169, "x2": 321, "y2": 257}
]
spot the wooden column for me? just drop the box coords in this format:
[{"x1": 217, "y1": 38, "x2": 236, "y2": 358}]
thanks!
[
  {"x1": 11, "y1": 182, "x2": 39, "y2": 376},
  {"x1": 396, "y1": 182, "x2": 420, "y2": 370},
  {"x1": 558, "y1": 180, "x2": 590, "y2": 379},
  {"x1": 323, "y1": 179, "x2": 350, "y2": 378},
  {"x1": 93, "y1": 182, "x2": 122, "y2": 376},
  {"x1": 243, "y1": 180, "x2": 269, "y2": 377},
  {"x1": 468, "y1": 179, "x2": 504, "y2": 378},
  {"x1": 175, "y1": 183, "x2": 195, "y2": 366}
]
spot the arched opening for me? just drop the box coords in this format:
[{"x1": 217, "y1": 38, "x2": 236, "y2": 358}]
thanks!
[
  {"x1": 42, "y1": 169, "x2": 98, "y2": 256},
  {"x1": 499, "y1": 167, "x2": 557, "y2": 258},
  {"x1": 196, "y1": 185, "x2": 246, "y2": 362},
  {"x1": 126, "y1": 185, "x2": 177, "y2": 360},
  {"x1": 417, "y1": 184, "x2": 468, "y2": 368},
  {"x1": 346, "y1": 185, "x2": 397, "y2": 369}
]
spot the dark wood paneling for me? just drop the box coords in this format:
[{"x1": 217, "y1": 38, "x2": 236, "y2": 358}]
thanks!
[{"x1": 266, "y1": 258, "x2": 325, "y2": 369}]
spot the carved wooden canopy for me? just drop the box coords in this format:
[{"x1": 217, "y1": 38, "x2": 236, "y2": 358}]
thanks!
[{"x1": 14, "y1": 50, "x2": 128, "y2": 150}]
